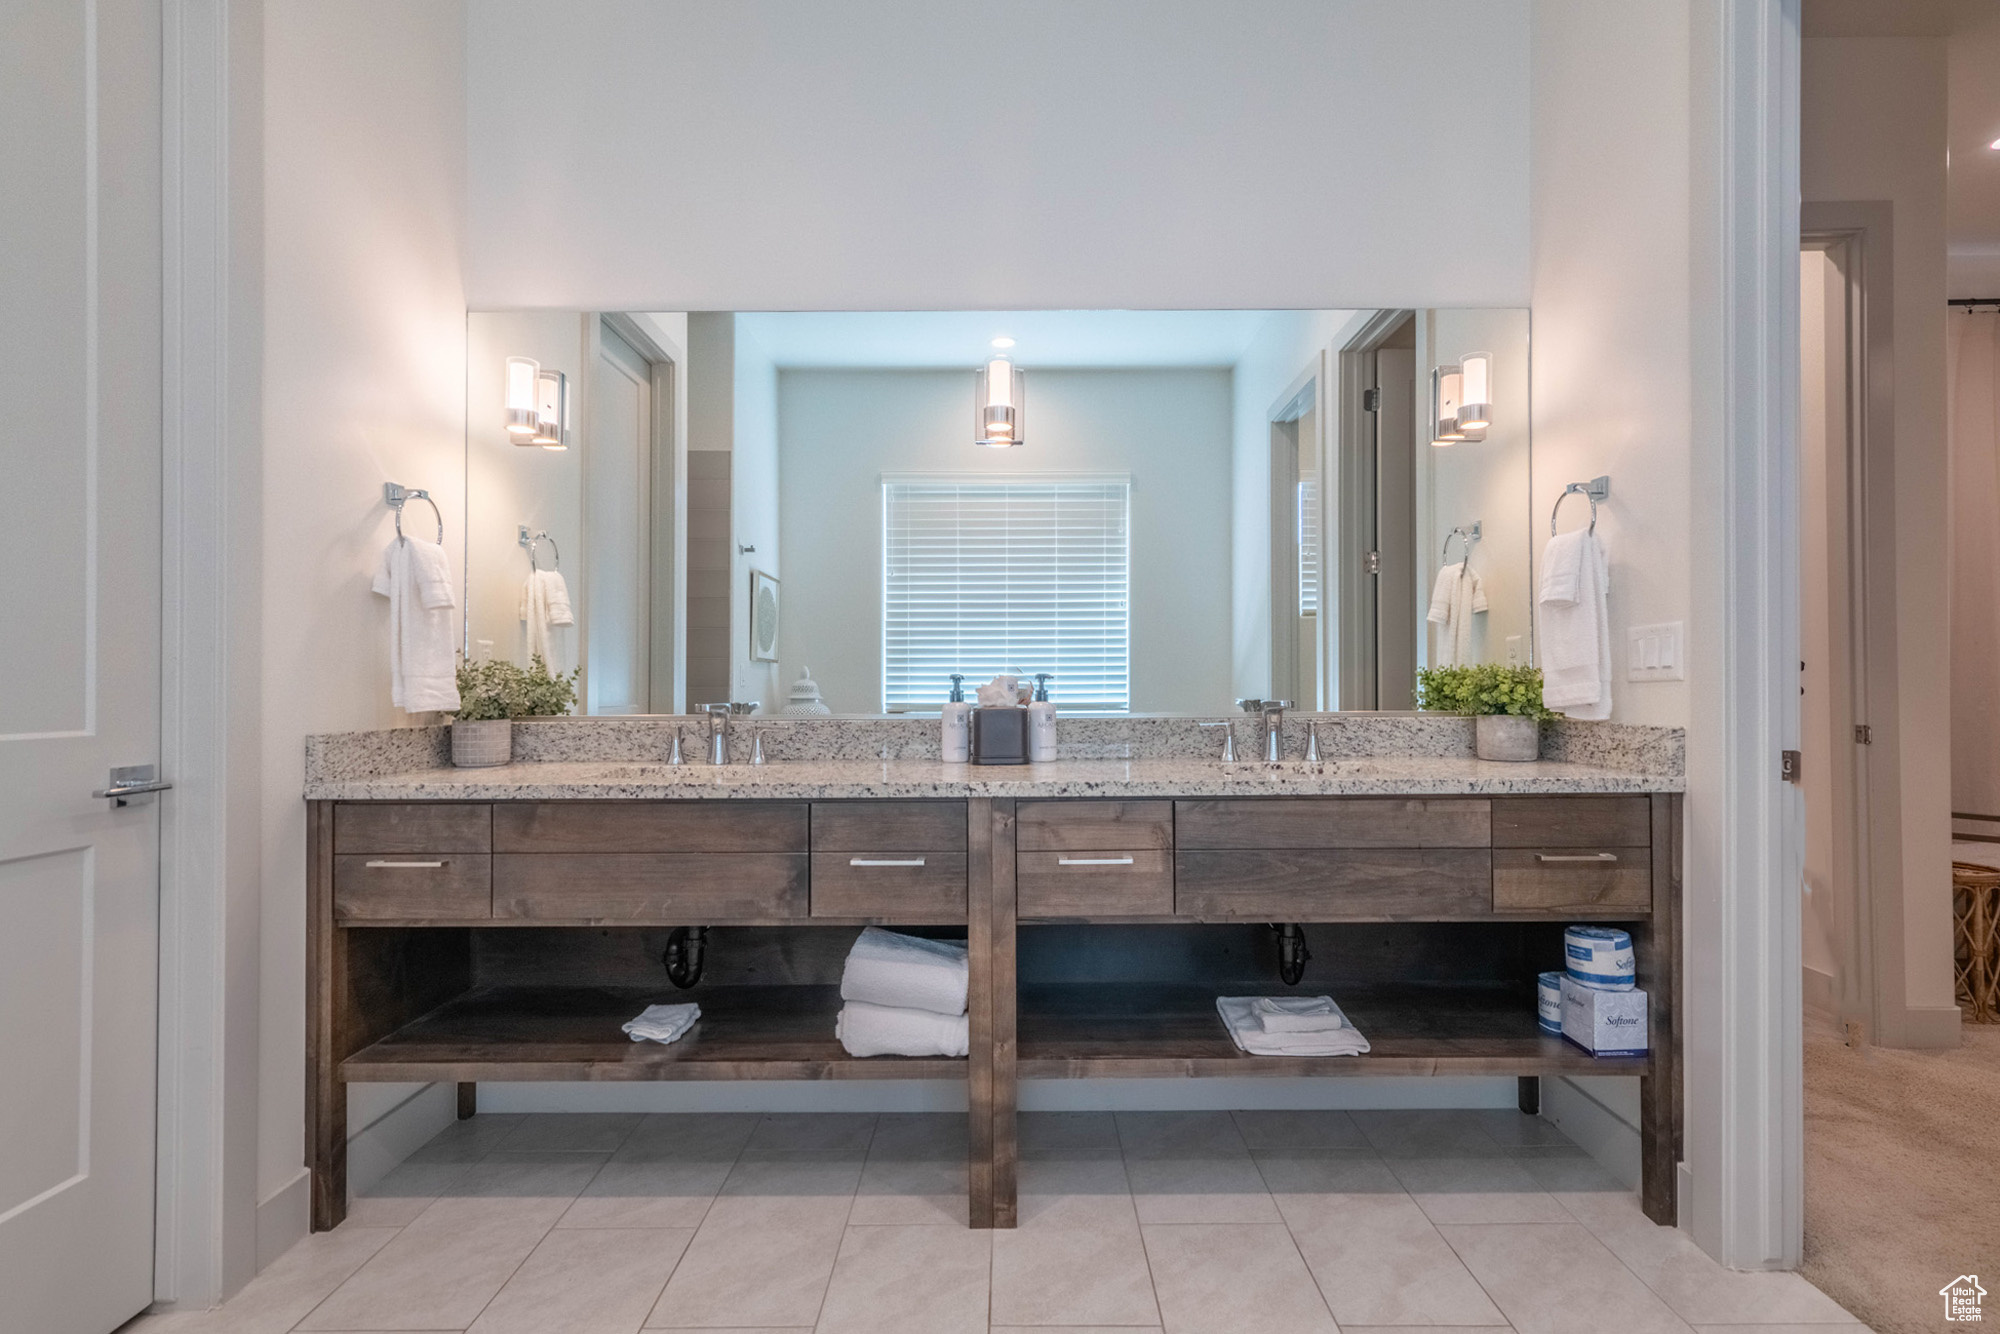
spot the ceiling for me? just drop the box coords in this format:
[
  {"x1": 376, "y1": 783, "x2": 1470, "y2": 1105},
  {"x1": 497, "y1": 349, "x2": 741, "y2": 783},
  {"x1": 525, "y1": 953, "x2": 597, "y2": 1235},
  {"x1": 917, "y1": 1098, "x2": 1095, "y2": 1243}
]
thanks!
[
  {"x1": 1947, "y1": 2, "x2": 2000, "y2": 281},
  {"x1": 732, "y1": 310, "x2": 1304, "y2": 369}
]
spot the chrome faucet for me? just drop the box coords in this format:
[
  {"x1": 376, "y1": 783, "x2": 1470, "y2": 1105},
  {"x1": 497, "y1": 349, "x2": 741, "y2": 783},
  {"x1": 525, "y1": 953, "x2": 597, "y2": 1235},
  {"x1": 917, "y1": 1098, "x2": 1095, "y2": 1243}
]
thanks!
[
  {"x1": 701, "y1": 703, "x2": 757, "y2": 764},
  {"x1": 1199, "y1": 721, "x2": 1237, "y2": 763},
  {"x1": 1259, "y1": 700, "x2": 1293, "y2": 763}
]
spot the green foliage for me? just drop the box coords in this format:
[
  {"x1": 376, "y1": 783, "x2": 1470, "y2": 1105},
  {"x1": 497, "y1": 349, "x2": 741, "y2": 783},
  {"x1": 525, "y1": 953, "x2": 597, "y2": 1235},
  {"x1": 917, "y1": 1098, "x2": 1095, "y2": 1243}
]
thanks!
[
  {"x1": 1415, "y1": 663, "x2": 1556, "y2": 720},
  {"x1": 453, "y1": 654, "x2": 579, "y2": 722}
]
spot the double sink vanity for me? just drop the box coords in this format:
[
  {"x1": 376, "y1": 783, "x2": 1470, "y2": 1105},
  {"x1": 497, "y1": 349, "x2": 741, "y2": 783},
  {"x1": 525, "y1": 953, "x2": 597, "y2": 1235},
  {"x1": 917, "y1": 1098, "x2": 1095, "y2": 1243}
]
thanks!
[{"x1": 304, "y1": 714, "x2": 1684, "y2": 1234}]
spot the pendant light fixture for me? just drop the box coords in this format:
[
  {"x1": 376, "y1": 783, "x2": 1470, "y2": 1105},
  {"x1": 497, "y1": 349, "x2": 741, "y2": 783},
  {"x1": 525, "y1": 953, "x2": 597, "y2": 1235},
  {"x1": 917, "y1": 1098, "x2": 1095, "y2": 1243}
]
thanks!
[
  {"x1": 974, "y1": 349, "x2": 1025, "y2": 448},
  {"x1": 505, "y1": 356, "x2": 540, "y2": 438}
]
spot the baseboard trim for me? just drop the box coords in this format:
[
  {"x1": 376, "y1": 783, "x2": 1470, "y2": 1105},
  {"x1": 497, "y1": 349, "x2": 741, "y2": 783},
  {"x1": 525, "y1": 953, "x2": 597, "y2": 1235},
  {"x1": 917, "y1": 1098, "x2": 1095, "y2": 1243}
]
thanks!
[
  {"x1": 1542, "y1": 1075, "x2": 1642, "y2": 1191},
  {"x1": 1802, "y1": 965, "x2": 1836, "y2": 1020},
  {"x1": 1884, "y1": 1003, "x2": 1964, "y2": 1049},
  {"x1": 345, "y1": 1083, "x2": 458, "y2": 1203},
  {"x1": 255, "y1": 1170, "x2": 309, "y2": 1272}
]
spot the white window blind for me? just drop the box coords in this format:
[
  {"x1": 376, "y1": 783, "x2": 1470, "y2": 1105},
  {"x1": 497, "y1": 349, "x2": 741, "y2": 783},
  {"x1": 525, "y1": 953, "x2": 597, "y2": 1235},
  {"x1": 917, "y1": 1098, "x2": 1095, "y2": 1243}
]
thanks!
[
  {"x1": 883, "y1": 478, "x2": 1131, "y2": 714},
  {"x1": 1298, "y1": 470, "x2": 1321, "y2": 617}
]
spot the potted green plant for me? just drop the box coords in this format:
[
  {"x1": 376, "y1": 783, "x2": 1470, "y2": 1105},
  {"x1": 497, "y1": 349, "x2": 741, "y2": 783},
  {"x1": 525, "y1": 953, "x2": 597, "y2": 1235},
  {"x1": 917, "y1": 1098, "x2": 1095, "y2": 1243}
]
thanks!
[
  {"x1": 1415, "y1": 663, "x2": 1555, "y2": 762},
  {"x1": 450, "y1": 654, "x2": 579, "y2": 767}
]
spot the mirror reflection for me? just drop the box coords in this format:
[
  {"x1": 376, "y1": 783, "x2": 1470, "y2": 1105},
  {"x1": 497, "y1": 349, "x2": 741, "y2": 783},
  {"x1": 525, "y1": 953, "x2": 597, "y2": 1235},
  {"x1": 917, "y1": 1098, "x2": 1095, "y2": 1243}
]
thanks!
[{"x1": 464, "y1": 309, "x2": 1530, "y2": 717}]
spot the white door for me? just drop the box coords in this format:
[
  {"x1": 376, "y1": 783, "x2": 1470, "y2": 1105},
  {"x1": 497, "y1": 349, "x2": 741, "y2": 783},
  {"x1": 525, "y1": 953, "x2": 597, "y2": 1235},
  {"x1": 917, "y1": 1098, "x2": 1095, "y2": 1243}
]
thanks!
[
  {"x1": 0, "y1": 4, "x2": 164, "y2": 1332},
  {"x1": 586, "y1": 322, "x2": 654, "y2": 713}
]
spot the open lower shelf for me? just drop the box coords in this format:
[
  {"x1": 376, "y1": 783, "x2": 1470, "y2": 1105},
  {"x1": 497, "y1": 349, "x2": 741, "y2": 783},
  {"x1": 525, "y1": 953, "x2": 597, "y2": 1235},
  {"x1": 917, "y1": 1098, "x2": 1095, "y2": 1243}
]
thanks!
[
  {"x1": 1016, "y1": 982, "x2": 1650, "y2": 1078},
  {"x1": 340, "y1": 984, "x2": 969, "y2": 1083}
]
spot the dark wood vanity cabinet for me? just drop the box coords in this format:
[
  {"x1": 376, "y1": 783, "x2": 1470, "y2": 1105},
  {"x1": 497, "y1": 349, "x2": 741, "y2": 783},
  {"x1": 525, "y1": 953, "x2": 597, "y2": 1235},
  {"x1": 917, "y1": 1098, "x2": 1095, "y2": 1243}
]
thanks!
[{"x1": 308, "y1": 788, "x2": 1681, "y2": 1236}]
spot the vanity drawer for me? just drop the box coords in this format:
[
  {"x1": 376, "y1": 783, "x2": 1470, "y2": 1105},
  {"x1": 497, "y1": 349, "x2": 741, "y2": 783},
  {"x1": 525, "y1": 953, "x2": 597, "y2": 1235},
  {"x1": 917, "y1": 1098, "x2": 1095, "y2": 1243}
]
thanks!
[
  {"x1": 810, "y1": 852, "x2": 969, "y2": 922},
  {"x1": 335, "y1": 803, "x2": 491, "y2": 854},
  {"x1": 1174, "y1": 848, "x2": 1490, "y2": 919},
  {"x1": 333, "y1": 854, "x2": 491, "y2": 921},
  {"x1": 1175, "y1": 798, "x2": 1491, "y2": 849},
  {"x1": 811, "y1": 802, "x2": 967, "y2": 853},
  {"x1": 1493, "y1": 847, "x2": 1652, "y2": 914},
  {"x1": 1018, "y1": 800, "x2": 1173, "y2": 852},
  {"x1": 1019, "y1": 850, "x2": 1174, "y2": 918},
  {"x1": 1491, "y1": 796, "x2": 1652, "y2": 848},
  {"x1": 494, "y1": 801, "x2": 808, "y2": 853},
  {"x1": 491, "y1": 853, "x2": 809, "y2": 921}
]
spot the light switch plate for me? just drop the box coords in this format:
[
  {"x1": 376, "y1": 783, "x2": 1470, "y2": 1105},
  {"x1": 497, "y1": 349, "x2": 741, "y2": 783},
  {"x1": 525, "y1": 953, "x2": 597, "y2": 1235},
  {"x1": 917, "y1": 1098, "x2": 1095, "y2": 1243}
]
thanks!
[
  {"x1": 1627, "y1": 621, "x2": 1684, "y2": 681},
  {"x1": 1505, "y1": 635, "x2": 1523, "y2": 666}
]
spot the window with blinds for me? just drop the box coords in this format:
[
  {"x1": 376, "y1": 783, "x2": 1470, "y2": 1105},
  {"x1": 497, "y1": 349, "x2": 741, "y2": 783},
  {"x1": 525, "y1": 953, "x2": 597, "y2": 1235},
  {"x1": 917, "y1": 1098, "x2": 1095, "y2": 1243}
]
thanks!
[
  {"x1": 1298, "y1": 470, "x2": 1321, "y2": 617},
  {"x1": 882, "y1": 477, "x2": 1131, "y2": 714}
]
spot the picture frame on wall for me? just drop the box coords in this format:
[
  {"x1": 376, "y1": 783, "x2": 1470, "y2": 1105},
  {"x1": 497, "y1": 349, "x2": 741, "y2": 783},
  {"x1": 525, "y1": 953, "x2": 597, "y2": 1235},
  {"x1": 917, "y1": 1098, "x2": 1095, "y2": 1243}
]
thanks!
[{"x1": 750, "y1": 569, "x2": 780, "y2": 662}]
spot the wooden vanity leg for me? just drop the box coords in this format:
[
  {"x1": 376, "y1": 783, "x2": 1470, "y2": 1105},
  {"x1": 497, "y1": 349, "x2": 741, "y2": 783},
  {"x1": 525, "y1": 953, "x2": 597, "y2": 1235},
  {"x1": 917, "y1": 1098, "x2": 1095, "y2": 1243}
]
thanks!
[
  {"x1": 1517, "y1": 1076, "x2": 1540, "y2": 1115},
  {"x1": 1637, "y1": 792, "x2": 1684, "y2": 1226},
  {"x1": 305, "y1": 801, "x2": 349, "y2": 1231},
  {"x1": 457, "y1": 1082, "x2": 477, "y2": 1119},
  {"x1": 991, "y1": 799, "x2": 1018, "y2": 1229},
  {"x1": 968, "y1": 799, "x2": 995, "y2": 1228}
]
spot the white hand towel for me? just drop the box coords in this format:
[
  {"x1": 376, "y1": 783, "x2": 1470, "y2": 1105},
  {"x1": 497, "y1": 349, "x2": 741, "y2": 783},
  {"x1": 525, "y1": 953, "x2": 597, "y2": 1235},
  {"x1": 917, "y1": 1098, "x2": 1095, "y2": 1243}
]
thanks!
[
  {"x1": 1538, "y1": 529, "x2": 1612, "y2": 719},
  {"x1": 835, "y1": 1001, "x2": 969, "y2": 1058},
  {"x1": 537, "y1": 569, "x2": 574, "y2": 626},
  {"x1": 372, "y1": 537, "x2": 461, "y2": 714},
  {"x1": 840, "y1": 927, "x2": 969, "y2": 1017},
  {"x1": 622, "y1": 1002, "x2": 701, "y2": 1045},
  {"x1": 1217, "y1": 996, "x2": 1369, "y2": 1056},
  {"x1": 1425, "y1": 561, "x2": 1488, "y2": 667},
  {"x1": 1251, "y1": 996, "x2": 1347, "y2": 1034},
  {"x1": 519, "y1": 568, "x2": 575, "y2": 672}
]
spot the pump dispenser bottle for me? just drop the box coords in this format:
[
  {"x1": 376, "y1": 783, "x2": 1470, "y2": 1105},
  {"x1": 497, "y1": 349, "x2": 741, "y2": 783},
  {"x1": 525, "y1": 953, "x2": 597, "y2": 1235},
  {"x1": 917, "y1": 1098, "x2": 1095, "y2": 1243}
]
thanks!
[
  {"x1": 1028, "y1": 674, "x2": 1057, "y2": 762},
  {"x1": 942, "y1": 674, "x2": 971, "y2": 762}
]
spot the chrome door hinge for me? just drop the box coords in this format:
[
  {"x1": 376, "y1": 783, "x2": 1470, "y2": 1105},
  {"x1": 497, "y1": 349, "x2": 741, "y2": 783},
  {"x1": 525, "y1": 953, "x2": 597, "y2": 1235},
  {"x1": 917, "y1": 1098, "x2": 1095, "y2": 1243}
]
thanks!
[
  {"x1": 1361, "y1": 388, "x2": 1381, "y2": 412},
  {"x1": 1854, "y1": 724, "x2": 1872, "y2": 744},
  {"x1": 1363, "y1": 551, "x2": 1382, "y2": 575},
  {"x1": 1780, "y1": 750, "x2": 1801, "y2": 783}
]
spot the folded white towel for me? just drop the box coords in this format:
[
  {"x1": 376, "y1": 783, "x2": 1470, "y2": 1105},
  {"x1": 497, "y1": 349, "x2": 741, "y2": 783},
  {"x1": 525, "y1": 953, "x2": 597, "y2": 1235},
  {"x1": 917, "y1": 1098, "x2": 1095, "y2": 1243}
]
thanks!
[
  {"x1": 1425, "y1": 561, "x2": 1489, "y2": 667},
  {"x1": 840, "y1": 927, "x2": 968, "y2": 1017},
  {"x1": 622, "y1": 1002, "x2": 701, "y2": 1045},
  {"x1": 835, "y1": 1000, "x2": 969, "y2": 1058},
  {"x1": 372, "y1": 537, "x2": 461, "y2": 714},
  {"x1": 519, "y1": 567, "x2": 575, "y2": 671},
  {"x1": 1251, "y1": 996, "x2": 1347, "y2": 1034},
  {"x1": 1537, "y1": 529, "x2": 1612, "y2": 719},
  {"x1": 1217, "y1": 996, "x2": 1369, "y2": 1056}
]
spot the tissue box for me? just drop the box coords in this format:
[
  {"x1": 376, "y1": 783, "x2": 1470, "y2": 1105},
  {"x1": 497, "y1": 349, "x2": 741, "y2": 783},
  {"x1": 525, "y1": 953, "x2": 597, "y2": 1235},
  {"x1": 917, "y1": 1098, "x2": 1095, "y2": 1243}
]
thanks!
[{"x1": 1560, "y1": 975, "x2": 1648, "y2": 1056}]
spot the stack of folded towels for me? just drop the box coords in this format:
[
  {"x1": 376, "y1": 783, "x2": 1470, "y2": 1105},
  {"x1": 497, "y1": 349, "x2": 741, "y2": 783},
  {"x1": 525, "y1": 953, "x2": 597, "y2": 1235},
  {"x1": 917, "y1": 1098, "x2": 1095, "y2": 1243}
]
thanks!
[
  {"x1": 623, "y1": 1001, "x2": 700, "y2": 1046},
  {"x1": 835, "y1": 927, "x2": 970, "y2": 1058},
  {"x1": 1216, "y1": 994, "x2": 1369, "y2": 1057}
]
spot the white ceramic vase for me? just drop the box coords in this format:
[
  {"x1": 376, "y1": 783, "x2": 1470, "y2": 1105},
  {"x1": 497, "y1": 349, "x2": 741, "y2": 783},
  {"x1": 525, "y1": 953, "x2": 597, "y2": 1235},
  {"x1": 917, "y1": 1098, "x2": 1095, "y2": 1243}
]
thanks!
[
  {"x1": 452, "y1": 718, "x2": 513, "y2": 768},
  {"x1": 1475, "y1": 713, "x2": 1540, "y2": 762}
]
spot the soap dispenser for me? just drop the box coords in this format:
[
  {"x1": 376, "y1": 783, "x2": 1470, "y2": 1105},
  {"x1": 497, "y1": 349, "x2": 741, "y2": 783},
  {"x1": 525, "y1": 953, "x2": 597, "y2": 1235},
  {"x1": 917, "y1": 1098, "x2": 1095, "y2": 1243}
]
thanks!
[
  {"x1": 1028, "y1": 674, "x2": 1057, "y2": 762},
  {"x1": 942, "y1": 674, "x2": 971, "y2": 762}
]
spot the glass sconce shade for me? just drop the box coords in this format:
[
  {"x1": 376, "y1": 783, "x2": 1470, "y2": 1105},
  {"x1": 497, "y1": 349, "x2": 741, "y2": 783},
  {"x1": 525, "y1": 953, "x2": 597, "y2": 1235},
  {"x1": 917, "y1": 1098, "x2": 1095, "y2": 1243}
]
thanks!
[
  {"x1": 505, "y1": 356, "x2": 540, "y2": 436},
  {"x1": 974, "y1": 356, "x2": 1025, "y2": 448},
  {"x1": 532, "y1": 369, "x2": 568, "y2": 450},
  {"x1": 1430, "y1": 365, "x2": 1464, "y2": 446},
  {"x1": 1458, "y1": 351, "x2": 1492, "y2": 431}
]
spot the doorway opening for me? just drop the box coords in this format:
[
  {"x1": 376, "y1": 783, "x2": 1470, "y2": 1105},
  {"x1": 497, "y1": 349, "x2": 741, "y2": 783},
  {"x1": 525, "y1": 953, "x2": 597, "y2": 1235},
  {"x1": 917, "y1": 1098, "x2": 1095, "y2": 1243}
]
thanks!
[{"x1": 1331, "y1": 311, "x2": 1418, "y2": 709}]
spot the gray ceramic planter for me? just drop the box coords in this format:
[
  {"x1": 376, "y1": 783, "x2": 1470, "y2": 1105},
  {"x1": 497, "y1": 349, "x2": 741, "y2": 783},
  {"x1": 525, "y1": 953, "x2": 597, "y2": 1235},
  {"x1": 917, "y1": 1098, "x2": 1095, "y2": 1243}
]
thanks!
[
  {"x1": 451, "y1": 718, "x2": 513, "y2": 768},
  {"x1": 1475, "y1": 713, "x2": 1540, "y2": 762}
]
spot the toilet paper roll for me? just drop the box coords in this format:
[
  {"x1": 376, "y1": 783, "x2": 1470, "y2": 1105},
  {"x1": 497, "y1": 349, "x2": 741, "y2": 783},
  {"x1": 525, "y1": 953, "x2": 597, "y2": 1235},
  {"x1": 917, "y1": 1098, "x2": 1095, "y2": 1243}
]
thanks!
[
  {"x1": 1537, "y1": 971, "x2": 1566, "y2": 1034},
  {"x1": 1564, "y1": 925, "x2": 1635, "y2": 991}
]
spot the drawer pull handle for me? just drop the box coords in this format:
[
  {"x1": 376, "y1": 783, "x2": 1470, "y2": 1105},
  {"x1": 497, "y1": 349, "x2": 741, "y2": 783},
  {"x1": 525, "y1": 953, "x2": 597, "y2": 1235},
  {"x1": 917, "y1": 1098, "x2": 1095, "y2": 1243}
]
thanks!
[
  {"x1": 849, "y1": 857, "x2": 925, "y2": 867},
  {"x1": 1535, "y1": 852, "x2": 1619, "y2": 864},
  {"x1": 364, "y1": 860, "x2": 446, "y2": 869},
  {"x1": 1058, "y1": 856, "x2": 1136, "y2": 866}
]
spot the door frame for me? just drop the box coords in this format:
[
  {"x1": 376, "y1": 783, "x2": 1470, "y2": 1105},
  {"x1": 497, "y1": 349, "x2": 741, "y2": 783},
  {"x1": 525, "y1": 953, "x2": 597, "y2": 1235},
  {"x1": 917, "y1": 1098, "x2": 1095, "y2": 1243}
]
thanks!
[
  {"x1": 1267, "y1": 372, "x2": 1316, "y2": 706},
  {"x1": 1333, "y1": 309, "x2": 1415, "y2": 709}
]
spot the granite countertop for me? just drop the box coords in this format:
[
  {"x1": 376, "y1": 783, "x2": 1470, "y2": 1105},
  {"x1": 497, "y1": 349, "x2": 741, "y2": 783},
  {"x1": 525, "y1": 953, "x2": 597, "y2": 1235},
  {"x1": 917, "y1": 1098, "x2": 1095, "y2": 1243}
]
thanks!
[{"x1": 305, "y1": 754, "x2": 1684, "y2": 801}]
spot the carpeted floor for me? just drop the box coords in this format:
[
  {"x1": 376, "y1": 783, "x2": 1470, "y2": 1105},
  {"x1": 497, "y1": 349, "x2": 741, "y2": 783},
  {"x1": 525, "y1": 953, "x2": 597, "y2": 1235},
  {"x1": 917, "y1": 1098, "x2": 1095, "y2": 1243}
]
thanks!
[{"x1": 1802, "y1": 1016, "x2": 2000, "y2": 1333}]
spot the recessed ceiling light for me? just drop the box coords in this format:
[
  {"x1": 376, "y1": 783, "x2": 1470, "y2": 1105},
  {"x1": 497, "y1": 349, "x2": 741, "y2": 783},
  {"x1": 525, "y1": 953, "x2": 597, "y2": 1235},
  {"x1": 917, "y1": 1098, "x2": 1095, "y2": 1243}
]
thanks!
[
  {"x1": 1990, "y1": 136, "x2": 2000, "y2": 150},
  {"x1": 990, "y1": 336, "x2": 1015, "y2": 348}
]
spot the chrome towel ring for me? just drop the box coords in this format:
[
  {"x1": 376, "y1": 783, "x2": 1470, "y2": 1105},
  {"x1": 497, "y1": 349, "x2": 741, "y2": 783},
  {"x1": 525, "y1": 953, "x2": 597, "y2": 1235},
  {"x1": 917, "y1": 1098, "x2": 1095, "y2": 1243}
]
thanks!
[
  {"x1": 519, "y1": 525, "x2": 561, "y2": 571},
  {"x1": 383, "y1": 483, "x2": 443, "y2": 544},
  {"x1": 1550, "y1": 475, "x2": 1610, "y2": 536},
  {"x1": 1442, "y1": 521, "x2": 1482, "y2": 564}
]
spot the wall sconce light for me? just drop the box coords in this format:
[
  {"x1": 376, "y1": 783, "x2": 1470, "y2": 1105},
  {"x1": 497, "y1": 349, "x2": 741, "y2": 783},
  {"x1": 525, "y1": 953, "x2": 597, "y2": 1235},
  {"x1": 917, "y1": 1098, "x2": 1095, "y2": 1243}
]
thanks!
[
  {"x1": 975, "y1": 355, "x2": 1025, "y2": 448},
  {"x1": 505, "y1": 356, "x2": 540, "y2": 437},
  {"x1": 1458, "y1": 351, "x2": 1492, "y2": 432},
  {"x1": 1430, "y1": 365, "x2": 1464, "y2": 446},
  {"x1": 532, "y1": 369, "x2": 568, "y2": 450}
]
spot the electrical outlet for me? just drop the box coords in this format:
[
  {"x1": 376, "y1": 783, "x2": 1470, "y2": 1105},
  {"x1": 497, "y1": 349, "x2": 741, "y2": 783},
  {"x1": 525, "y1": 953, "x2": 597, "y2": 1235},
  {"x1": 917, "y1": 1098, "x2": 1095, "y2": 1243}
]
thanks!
[
  {"x1": 1505, "y1": 635, "x2": 1523, "y2": 666},
  {"x1": 1627, "y1": 621, "x2": 1684, "y2": 681}
]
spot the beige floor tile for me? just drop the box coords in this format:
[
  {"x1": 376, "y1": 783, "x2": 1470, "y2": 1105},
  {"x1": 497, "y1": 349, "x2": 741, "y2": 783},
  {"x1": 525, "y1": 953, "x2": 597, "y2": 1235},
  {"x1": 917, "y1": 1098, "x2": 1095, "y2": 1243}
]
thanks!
[
  {"x1": 1018, "y1": 1110, "x2": 1122, "y2": 1154},
  {"x1": 149, "y1": 1226, "x2": 399, "y2": 1334},
  {"x1": 619, "y1": 1112, "x2": 759, "y2": 1160},
  {"x1": 1475, "y1": 1107, "x2": 1580, "y2": 1149},
  {"x1": 1388, "y1": 1156, "x2": 1573, "y2": 1224},
  {"x1": 849, "y1": 1154, "x2": 968, "y2": 1225},
  {"x1": 716, "y1": 1152, "x2": 864, "y2": 1199},
  {"x1": 740, "y1": 1112, "x2": 877, "y2": 1156},
  {"x1": 1141, "y1": 1223, "x2": 1338, "y2": 1334},
  {"x1": 990, "y1": 1204, "x2": 1160, "y2": 1327},
  {"x1": 1115, "y1": 1110, "x2": 1247, "y2": 1159},
  {"x1": 1255, "y1": 1150, "x2": 1406, "y2": 1208},
  {"x1": 1278, "y1": 1189, "x2": 1508, "y2": 1326},
  {"x1": 1125, "y1": 1154, "x2": 1282, "y2": 1224},
  {"x1": 866, "y1": 1112, "x2": 968, "y2": 1160},
  {"x1": 468, "y1": 1227, "x2": 692, "y2": 1334},
  {"x1": 347, "y1": 1156, "x2": 478, "y2": 1228},
  {"x1": 447, "y1": 1149, "x2": 613, "y2": 1203},
  {"x1": 990, "y1": 1329, "x2": 1161, "y2": 1334},
  {"x1": 646, "y1": 1194, "x2": 852, "y2": 1328},
  {"x1": 299, "y1": 1198, "x2": 561, "y2": 1330},
  {"x1": 1690, "y1": 1326, "x2": 1866, "y2": 1333},
  {"x1": 1015, "y1": 1149, "x2": 1134, "y2": 1228},
  {"x1": 407, "y1": 1113, "x2": 526, "y2": 1163},
  {"x1": 1440, "y1": 1221, "x2": 1696, "y2": 1334},
  {"x1": 1351, "y1": 1108, "x2": 1509, "y2": 1157},
  {"x1": 1231, "y1": 1108, "x2": 1373, "y2": 1150},
  {"x1": 497, "y1": 1112, "x2": 643, "y2": 1153},
  {"x1": 814, "y1": 1225, "x2": 991, "y2": 1334},
  {"x1": 557, "y1": 1153, "x2": 731, "y2": 1229}
]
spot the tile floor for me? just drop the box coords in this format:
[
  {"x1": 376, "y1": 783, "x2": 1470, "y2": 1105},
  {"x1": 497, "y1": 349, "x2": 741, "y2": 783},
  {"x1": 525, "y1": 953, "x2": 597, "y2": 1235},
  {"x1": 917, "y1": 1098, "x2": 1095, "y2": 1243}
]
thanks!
[{"x1": 123, "y1": 1109, "x2": 1863, "y2": 1334}]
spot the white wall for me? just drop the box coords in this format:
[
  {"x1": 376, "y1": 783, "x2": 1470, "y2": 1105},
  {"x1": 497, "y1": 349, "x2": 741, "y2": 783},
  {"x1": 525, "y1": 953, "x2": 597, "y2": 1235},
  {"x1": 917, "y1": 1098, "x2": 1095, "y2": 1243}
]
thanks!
[
  {"x1": 1802, "y1": 35, "x2": 1958, "y2": 1034},
  {"x1": 463, "y1": 2, "x2": 1530, "y2": 311},
  {"x1": 260, "y1": 0, "x2": 468, "y2": 1247},
  {"x1": 778, "y1": 368, "x2": 1237, "y2": 715}
]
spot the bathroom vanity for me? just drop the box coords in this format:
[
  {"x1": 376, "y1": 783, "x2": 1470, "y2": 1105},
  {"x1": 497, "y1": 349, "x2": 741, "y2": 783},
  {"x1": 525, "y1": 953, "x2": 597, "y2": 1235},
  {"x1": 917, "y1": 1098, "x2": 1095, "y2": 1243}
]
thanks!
[{"x1": 304, "y1": 718, "x2": 1683, "y2": 1234}]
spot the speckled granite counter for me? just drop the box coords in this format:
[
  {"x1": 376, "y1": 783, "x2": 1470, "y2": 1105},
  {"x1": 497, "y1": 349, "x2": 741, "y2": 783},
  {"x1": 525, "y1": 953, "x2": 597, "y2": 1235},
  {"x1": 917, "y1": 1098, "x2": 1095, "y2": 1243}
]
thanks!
[{"x1": 304, "y1": 752, "x2": 1682, "y2": 801}]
